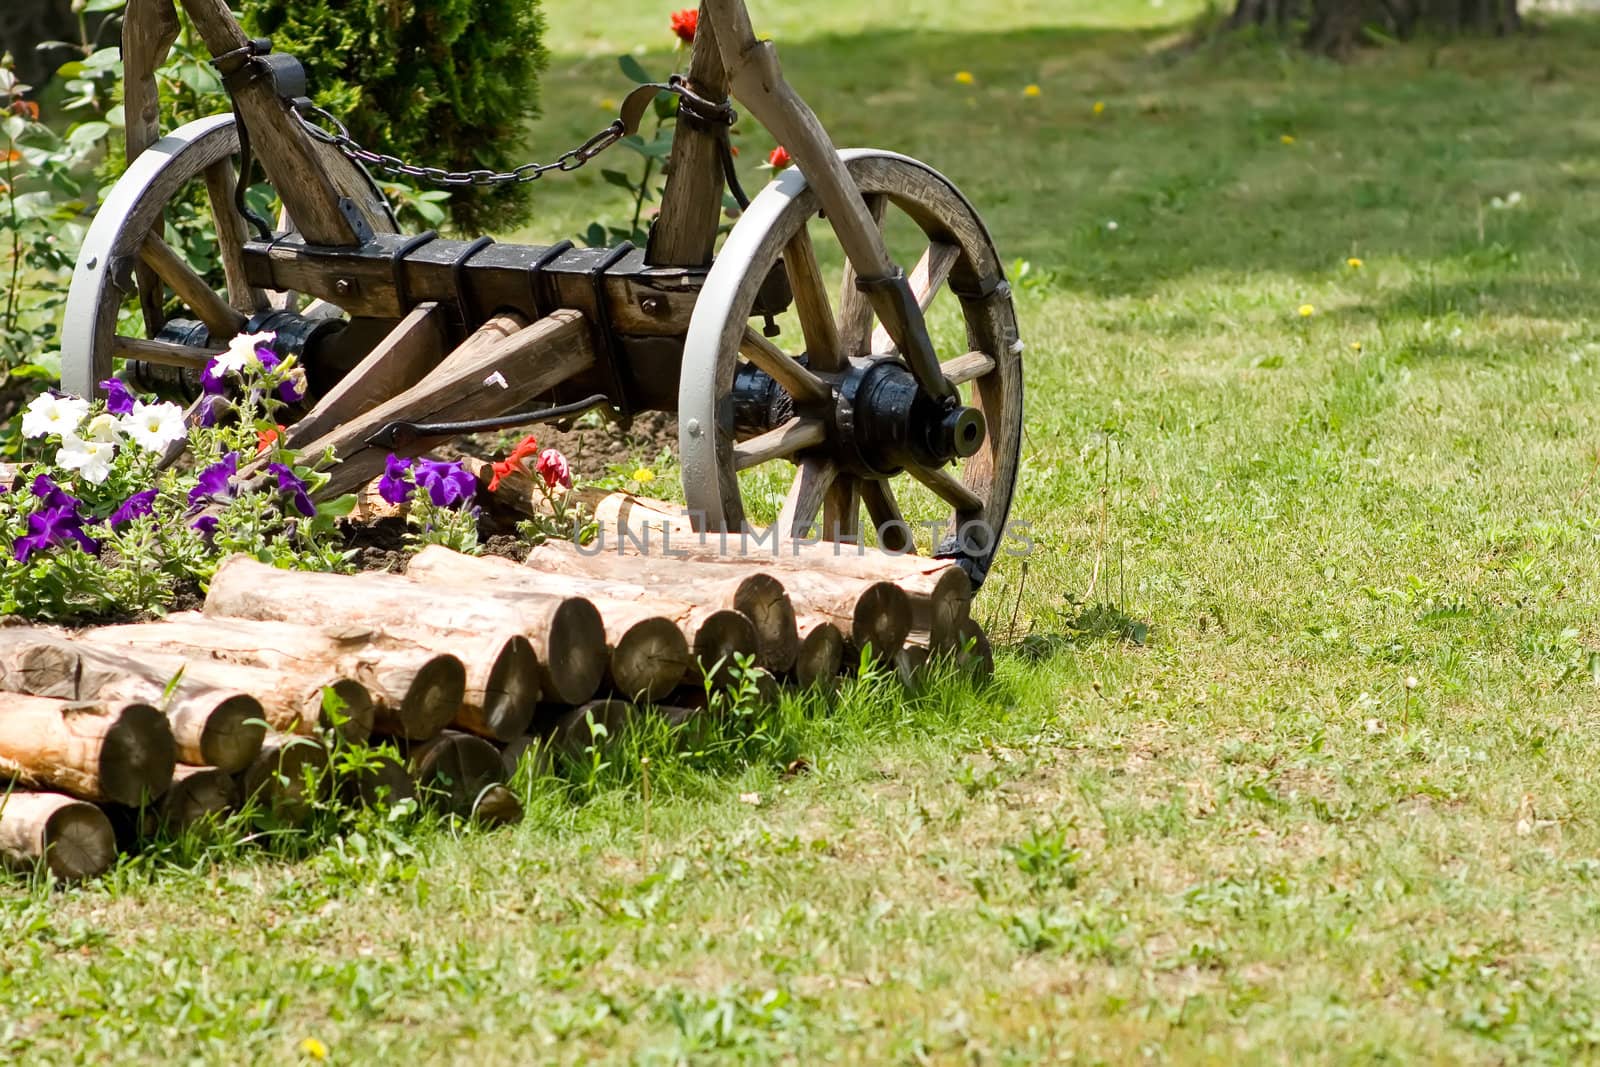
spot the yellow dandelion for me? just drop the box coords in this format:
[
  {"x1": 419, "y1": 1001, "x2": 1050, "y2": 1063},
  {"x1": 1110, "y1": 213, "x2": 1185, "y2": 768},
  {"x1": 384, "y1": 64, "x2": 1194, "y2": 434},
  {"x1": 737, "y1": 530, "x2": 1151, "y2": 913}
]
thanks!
[
  {"x1": 632, "y1": 468, "x2": 656, "y2": 484},
  {"x1": 1280, "y1": 134, "x2": 1295, "y2": 145},
  {"x1": 599, "y1": 98, "x2": 618, "y2": 111},
  {"x1": 1092, "y1": 100, "x2": 1106, "y2": 115},
  {"x1": 954, "y1": 71, "x2": 975, "y2": 85},
  {"x1": 1346, "y1": 257, "x2": 1363, "y2": 269},
  {"x1": 1298, "y1": 304, "x2": 1315, "y2": 318},
  {"x1": 1023, "y1": 84, "x2": 1042, "y2": 98},
  {"x1": 1350, "y1": 341, "x2": 1363, "y2": 351},
  {"x1": 300, "y1": 1038, "x2": 328, "y2": 1061}
]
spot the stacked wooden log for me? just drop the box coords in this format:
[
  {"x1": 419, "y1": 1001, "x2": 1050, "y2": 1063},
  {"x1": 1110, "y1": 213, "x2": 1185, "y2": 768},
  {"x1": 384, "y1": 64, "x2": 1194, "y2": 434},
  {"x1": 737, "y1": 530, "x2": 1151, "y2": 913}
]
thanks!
[{"x1": 0, "y1": 498, "x2": 992, "y2": 880}]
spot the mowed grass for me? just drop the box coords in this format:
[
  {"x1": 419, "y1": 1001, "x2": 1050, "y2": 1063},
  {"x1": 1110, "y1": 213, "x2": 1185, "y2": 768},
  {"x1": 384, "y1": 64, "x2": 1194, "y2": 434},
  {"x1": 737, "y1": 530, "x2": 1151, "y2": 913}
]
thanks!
[{"x1": 8, "y1": 3, "x2": 1600, "y2": 1062}]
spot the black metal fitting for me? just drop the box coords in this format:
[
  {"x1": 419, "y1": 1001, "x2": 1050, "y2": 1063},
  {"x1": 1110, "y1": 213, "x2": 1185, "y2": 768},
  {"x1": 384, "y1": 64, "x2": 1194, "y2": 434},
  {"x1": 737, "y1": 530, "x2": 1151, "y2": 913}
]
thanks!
[{"x1": 837, "y1": 358, "x2": 986, "y2": 477}]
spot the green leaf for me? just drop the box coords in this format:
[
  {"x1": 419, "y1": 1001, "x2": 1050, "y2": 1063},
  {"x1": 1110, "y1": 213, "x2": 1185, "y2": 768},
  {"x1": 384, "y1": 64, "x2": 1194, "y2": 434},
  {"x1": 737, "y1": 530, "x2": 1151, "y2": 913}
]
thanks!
[
  {"x1": 84, "y1": 0, "x2": 128, "y2": 11},
  {"x1": 583, "y1": 222, "x2": 607, "y2": 248},
  {"x1": 316, "y1": 495, "x2": 358, "y2": 520},
  {"x1": 601, "y1": 168, "x2": 636, "y2": 192},
  {"x1": 617, "y1": 55, "x2": 655, "y2": 85}
]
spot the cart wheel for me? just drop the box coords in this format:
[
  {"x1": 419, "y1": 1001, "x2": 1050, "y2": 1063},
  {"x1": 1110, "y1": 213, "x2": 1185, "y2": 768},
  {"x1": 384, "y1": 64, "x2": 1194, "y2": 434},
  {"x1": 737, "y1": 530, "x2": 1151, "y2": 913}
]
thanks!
[
  {"x1": 60, "y1": 113, "x2": 397, "y2": 398},
  {"x1": 679, "y1": 150, "x2": 1023, "y2": 586}
]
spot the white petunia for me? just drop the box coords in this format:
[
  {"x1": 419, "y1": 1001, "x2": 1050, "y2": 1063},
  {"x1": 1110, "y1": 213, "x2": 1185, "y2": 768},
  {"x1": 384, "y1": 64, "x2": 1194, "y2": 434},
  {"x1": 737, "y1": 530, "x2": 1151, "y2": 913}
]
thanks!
[
  {"x1": 55, "y1": 434, "x2": 116, "y2": 484},
  {"x1": 83, "y1": 412, "x2": 122, "y2": 444},
  {"x1": 214, "y1": 329, "x2": 277, "y2": 376},
  {"x1": 20, "y1": 393, "x2": 90, "y2": 439},
  {"x1": 119, "y1": 400, "x2": 187, "y2": 453}
]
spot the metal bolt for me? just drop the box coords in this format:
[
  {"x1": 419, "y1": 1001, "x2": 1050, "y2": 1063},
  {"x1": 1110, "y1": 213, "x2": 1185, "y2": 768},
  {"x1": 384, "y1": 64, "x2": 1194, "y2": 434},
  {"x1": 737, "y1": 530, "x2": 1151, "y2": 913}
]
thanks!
[
  {"x1": 334, "y1": 278, "x2": 354, "y2": 296},
  {"x1": 686, "y1": 418, "x2": 702, "y2": 437},
  {"x1": 640, "y1": 296, "x2": 666, "y2": 316}
]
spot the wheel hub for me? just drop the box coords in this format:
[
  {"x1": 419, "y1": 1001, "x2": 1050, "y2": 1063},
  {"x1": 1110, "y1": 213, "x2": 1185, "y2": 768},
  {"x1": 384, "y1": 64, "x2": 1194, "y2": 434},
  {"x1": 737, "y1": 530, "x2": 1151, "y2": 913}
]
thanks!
[{"x1": 730, "y1": 356, "x2": 986, "y2": 478}]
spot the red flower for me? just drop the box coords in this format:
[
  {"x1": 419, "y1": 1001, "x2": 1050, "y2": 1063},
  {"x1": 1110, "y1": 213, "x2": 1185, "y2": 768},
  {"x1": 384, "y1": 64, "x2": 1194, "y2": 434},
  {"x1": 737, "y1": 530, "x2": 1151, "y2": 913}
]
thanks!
[
  {"x1": 670, "y1": 8, "x2": 698, "y2": 43},
  {"x1": 488, "y1": 434, "x2": 541, "y2": 491},
  {"x1": 767, "y1": 145, "x2": 791, "y2": 170},
  {"x1": 535, "y1": 448, "x2": 572, "y2": 491},
  {"x1": 255, "y1": 425, "x2": 286, "y2": 454},
  {"x1": 9, "y1": 100, "x2": 39, "y2": 121}
]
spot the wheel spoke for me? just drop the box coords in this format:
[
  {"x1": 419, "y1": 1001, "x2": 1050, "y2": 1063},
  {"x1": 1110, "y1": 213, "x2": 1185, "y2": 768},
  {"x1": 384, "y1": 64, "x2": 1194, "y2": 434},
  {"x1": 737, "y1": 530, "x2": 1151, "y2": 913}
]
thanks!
[
  {"x1": 734, "y1": 417, "x2": 828, "y2": 471},
  {"x1": 139, "y1": 233, "x2": 247, "y2": 340},
  {"x1": 906, "y1": 462, "x2": 983, "y2": 512},
  {"x1": 203, "y1": 159, "x2": 269, "y2": 315},
  {"x1": 838, "y1": 193, "x2": 887, "y2": 356},
  {"x1": 871, "y1": 241, "x2": 961, "y2": 354},
  {"x1": 740, "y1": 327, "x2": 831, "y2": 405},
  {"x1": 861, "y1": 478, "x2": 913, "y2": 553},
  {"x1": 777, "y1": 456, "x2": 838, "y2": 541},
  {"x1": 783, "y1": 225, "x2": 843, "y2": 371},
  {"x1": 822, "y1": 474, "x2": 861, "y2": 544},
  {"x1": 941, "y1": 350, "x2": 997, "y2": 386},
  {"x1": 113, "y1": 335, "x2": 222, "y2": 369}
]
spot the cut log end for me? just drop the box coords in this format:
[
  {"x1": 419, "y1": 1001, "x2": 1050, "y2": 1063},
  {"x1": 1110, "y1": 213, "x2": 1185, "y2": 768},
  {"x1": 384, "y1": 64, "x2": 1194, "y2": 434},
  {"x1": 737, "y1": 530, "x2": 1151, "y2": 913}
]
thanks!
[
  {"x1": 851, "y1": 582, "x2": 913, "y2": 662},
  {"x1": 321, "y1": 679, "x2": 376, "y2": 743},
  {"x1": 409, "y1": 731, "x2": 507, "y2": 819},
  {"x1": 160, "y1": 765, "x2": 239, "y2": 833},
  {"x1": 471, "y1": 783, "x2": 524, "y2": 827},
  {"x1": 611, "y1": 617, "x2": 690, "y2": 703},
  {"x1": 374, "y1": 654, "x2": 466, "y2": 741},
  {"x1": 692, "y1": 609, "x2": 761, "y2": 685},
  {"x1": 195, "y1": 694, "x2": 267, "y2": 774},
  {"x1": 241, "y1": 735, "x2": 330, "y2": 822},
  {"x1": 541, "y1": 598, "x2": 608, "y2": 706},
  {"x1": 0, "y1": 792, "x2": 116, "y2": 882},
  {"x1": 97, "y1": 702, "x2": 177, "y2": 807},
  {"x1": 731, "y1": 574, "x2": 800, "y2": 673},
  {"x1": 793, "y1": 621, "x2": 845, "y2": 689},
  {"x1": 475, "y1": 635, "x2": 540, "y2": 742},
  {"x1": 922, "y1": 566, "x2": 974, "y2": 649},
  {"x1": 339, "y1": 752, "x2": 416, "y2": 809}
]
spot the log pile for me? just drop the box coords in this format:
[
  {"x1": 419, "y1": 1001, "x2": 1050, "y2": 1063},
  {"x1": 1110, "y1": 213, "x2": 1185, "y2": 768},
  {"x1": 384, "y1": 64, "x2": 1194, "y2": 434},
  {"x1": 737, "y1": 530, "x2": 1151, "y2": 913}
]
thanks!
[{"x1": 0, "y1": 497, "x2": 993, "y2": 881}]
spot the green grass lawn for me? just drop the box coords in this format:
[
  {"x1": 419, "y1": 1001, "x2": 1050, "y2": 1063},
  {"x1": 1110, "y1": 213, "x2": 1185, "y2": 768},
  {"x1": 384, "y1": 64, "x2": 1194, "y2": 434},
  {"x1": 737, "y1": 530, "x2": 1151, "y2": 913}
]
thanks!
[{"x1": 8, "y1": 2, "x2": 1600, "y2": 1062}]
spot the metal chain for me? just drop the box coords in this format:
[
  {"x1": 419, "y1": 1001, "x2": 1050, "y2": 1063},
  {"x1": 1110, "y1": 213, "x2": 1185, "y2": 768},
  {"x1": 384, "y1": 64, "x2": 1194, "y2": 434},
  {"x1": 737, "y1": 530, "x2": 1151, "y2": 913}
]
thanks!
[{"x1": 292, "y1": 100, "x2": 628, "y2": 188}]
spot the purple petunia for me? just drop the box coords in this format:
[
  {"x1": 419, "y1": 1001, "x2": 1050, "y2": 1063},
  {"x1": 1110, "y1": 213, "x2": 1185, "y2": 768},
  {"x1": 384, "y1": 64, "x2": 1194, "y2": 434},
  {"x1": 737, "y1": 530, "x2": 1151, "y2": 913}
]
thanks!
[
  {"x1": 30, "y1": 474, "x2": 81, "y2": 513},
  {"x1": 108, "y1": 489, "x2": 158, "y2": 529},
  {"x1": 188, "y1": 452, "x2": 239, "y2": 507},
  {"x1": 99, "y1": 378, "x2": 136, "y2": 416},
  {"x1": 201, "y1": 358, "x2": 227, "y2": 396},
  {"x1": 267, "y1": 463, "x2": 315, "y2": 518},
  {"x1": 13, "y1": 506, "x2": 100, "y2": 562},
  {"x1": 190, "y1": 514, "x2": 219, "y2": 540},
  {"x1": 412, "y1": 458, "x2": 477, "y2": 509},
  {"x1": 377, "y1": 454, "x2": 415, "y2": 506}
]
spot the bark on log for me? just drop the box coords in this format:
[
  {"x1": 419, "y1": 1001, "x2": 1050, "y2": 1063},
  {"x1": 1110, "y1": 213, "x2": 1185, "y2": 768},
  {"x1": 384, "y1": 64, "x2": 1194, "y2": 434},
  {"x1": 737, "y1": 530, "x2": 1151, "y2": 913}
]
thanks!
[
  {"x1": 78, "y1": 616, "x2": 393, "y2": 743},
  {"x1": 240, "y1": 733, "x2": 330, "y2": 822},
  {"x1": 205, "y1": 555, "x2": 601, "y2": 709},
  {"x1": 408, "y1": 548, "x2": 687, "y2": 701},
  {"x1": 0, "y1": 631, "x2": 265, "y2": 773},
  {"x1": 0, "y1": 693, "x2": 175, "y2": 806},
  {"x1": 407, "y1": 731, "x2": 507, "y2": 819},
  {"x1": 537, "y1": 534, "x2": 910, "y2": 660},
  {"x1": 0, "y1": 791, "x2": 117, "y2": 882},
  {"x1": 794, "y1": 619, "x2": 845, "y2": 689},
  {"x1": 522, "y1": 538, "x2": 799, "y2": 672},
  {"x1": 408, "y1": 547, "x2": 758, "y2": 690}
]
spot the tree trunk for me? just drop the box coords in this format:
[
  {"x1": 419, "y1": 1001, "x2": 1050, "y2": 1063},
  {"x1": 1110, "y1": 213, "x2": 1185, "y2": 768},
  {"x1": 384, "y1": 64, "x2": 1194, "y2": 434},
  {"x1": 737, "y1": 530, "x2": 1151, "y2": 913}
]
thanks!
[
  {"x1": 75, "y1": 618, "x2": 377, "y2": 743},
  {"x1": 204, "y1": 555, "x2": 604, "y2": 709},
  {"x1": 84, "y1": 611, "x2": 458, "y2": 742},
  {"x1": 0, "y1": 693, "x2": 175, "y2": 805},
  {"x1": 0, "y1": 790, "x2": 117, "y2": 882},
  {"x1": 0, "y1": 630, "x2": 265, "y2": 774},
  {"x1": 406, "y1": 547, "x2": 760, "y2": 695},
  {"x1": 1229, "y1": 0, "x2": 1520, "y2": 54}
]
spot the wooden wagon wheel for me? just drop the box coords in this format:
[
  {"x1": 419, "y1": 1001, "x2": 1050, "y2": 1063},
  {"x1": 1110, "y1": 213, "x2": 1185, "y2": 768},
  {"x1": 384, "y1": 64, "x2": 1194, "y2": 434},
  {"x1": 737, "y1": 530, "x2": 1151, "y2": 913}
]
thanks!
[
  {"x1": 679, "y1": 150, "x2": 1024, "y2": 585},
  {"x1": 59, "y1": 113, "x2": 397, "y2": 398}
]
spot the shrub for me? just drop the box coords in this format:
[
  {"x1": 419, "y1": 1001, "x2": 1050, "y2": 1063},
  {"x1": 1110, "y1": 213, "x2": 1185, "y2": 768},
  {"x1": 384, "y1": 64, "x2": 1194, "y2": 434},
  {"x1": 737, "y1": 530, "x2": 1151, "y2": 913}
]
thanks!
[{"x1": 244, "y1": 0, "x2": 549, "y2": 232}]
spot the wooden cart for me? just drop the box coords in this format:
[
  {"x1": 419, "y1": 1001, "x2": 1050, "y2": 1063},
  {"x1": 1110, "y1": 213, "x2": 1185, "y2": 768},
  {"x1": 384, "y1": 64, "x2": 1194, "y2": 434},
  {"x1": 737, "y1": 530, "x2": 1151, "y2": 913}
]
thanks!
[{"x1": 59, "y1": 0, "x2": 1024, "y2": 584}]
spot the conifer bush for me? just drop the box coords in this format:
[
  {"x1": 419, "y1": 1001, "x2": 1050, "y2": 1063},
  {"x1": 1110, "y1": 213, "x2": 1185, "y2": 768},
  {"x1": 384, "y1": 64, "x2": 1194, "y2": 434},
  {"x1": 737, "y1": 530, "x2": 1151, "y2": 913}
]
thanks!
[{"x1": 243, "y1": 0, "x2": 548, "y2": 232}]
